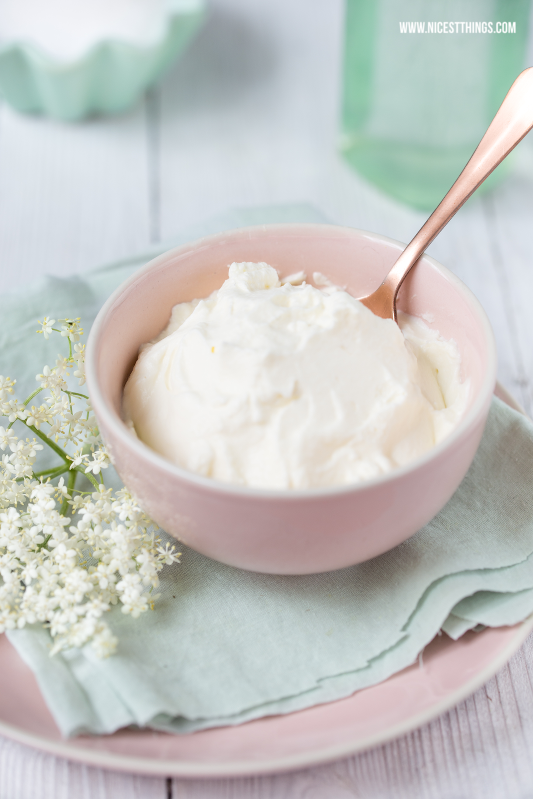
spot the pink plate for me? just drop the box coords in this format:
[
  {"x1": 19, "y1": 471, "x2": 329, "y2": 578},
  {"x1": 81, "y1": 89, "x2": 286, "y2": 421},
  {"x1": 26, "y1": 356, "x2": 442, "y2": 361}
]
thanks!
[{"x1": 0, "y1": 384, "x2": 530, "y2": 778}]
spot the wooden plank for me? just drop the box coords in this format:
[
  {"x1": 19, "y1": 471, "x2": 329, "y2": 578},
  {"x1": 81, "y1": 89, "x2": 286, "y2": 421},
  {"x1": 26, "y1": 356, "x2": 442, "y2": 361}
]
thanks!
[{"x1": 0, "y1": 736, "x2": 168, "y2": 799}]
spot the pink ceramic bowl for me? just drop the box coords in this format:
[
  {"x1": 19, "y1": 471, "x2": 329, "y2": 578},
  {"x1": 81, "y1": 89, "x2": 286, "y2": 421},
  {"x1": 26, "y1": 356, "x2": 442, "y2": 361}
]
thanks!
[{"x1": 86, "y1": 224, "x2": 497, "y2": 575}]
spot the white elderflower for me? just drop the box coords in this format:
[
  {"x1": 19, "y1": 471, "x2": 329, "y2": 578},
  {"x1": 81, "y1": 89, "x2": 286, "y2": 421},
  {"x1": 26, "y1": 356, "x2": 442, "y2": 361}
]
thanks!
[
  {"x1": 0, "y1": 427, "x2": 17, "y2": 451},
  {"x1": 54, "y1": 355, "x2": 71, "y2": 376},
  {"x1": 3, "y1": 399, "x2": 27, "y2": 423},
  {"x1": 37, "y1": 318, "x2": 56, "y2": 340},
  {"x1": 116, "y1": 573, "x2": 149, "y2": 618},
  {"x1": 68, "y1": 450, "x2": 88, "y2": 469},
  {"x1": 25, "y1": 405, "x2": 54, "y2": 429},
  {"x1": 0, "y1": 477, "x2": 32, "y2": 508},
  {"x1": 157, "y1": 542, "x2": 181, "y2": 566},
  {"x1": 73, "y1": 344, "x2": 86, "y2": 386},
  {"x1": 55, "y1": 477, "x2": 70, "y2": 499},
  {"x1": 0, "y1": 317, "x2": 178, "y2": 657},
  {"x1": 0, "y1": 376, "x2": 16, "y2": 399},
  {"x1": 59, "y1": 318, "x2": 83, "y2": 343},
  {"x1": 84, "y1": 450, "x2": 110, "y2": 475},
  {"x1": 35, "y1": 366, "x2": 67, "y2": 396}
]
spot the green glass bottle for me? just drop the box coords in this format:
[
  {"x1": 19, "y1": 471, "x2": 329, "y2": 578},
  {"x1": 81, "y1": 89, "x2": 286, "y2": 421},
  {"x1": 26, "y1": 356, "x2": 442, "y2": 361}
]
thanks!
[{"x1": 341, "y1": 0, "x2": 531, "y2": 210}]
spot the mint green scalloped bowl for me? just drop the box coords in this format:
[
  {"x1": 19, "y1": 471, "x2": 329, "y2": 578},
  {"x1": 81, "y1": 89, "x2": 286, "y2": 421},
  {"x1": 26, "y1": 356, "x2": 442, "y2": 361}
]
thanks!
[{"x1": 0, "y1": 0, "x2": 206, "y2": 121}]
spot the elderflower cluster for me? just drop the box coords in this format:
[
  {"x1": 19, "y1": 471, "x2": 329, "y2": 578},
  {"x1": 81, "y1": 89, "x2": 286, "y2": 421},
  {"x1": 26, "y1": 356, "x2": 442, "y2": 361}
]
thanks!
[{"x1": 0, "y1": 318, "x2": 180, "y2": 658}]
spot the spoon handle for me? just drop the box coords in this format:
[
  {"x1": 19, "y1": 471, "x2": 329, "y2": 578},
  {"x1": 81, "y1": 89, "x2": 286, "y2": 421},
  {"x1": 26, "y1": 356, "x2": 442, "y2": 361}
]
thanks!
[{"x1": 382, "y1": 67, "x2": 533, "y2": 310}]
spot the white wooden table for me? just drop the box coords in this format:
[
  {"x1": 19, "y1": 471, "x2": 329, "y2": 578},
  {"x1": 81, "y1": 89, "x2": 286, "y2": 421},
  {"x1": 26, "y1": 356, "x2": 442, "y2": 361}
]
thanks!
[{"x1": 2, "y1": 1, "x2": 533, "y2": 796}]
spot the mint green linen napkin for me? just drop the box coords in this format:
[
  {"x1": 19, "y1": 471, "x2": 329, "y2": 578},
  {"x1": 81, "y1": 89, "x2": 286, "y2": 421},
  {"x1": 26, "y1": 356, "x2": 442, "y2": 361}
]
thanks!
[{"x1": 4, "y1": 204, "x2": 533, "y2": 738}]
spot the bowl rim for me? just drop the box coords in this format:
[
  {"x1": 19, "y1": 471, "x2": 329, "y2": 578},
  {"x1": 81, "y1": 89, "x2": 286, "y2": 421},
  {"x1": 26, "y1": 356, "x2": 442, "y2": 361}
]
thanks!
[{"x1": 86, "y1": 222, "x2": 498, "y2": 501}]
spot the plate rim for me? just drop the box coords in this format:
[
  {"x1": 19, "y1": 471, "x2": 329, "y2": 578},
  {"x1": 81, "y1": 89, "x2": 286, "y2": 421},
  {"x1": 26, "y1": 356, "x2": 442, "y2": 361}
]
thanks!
[
  {"x1": 1, "y1": 620, "x2": 532, "y2": 778},
  {"x1": 0, "y1": 381, "x2": 530, "y2": 778}
]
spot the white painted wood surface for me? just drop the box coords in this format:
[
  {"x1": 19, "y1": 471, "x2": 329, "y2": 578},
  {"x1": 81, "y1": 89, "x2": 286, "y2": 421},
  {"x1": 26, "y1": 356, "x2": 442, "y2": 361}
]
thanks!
[{"x1": 2, "y1": 0, "x2": 533, "y2": 795}]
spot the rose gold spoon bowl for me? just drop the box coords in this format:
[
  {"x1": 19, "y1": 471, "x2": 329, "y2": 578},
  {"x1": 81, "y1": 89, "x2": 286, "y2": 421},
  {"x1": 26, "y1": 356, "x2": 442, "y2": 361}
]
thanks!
[{"x1": 359, "y1": 67, "x2": 533, "y2": 322}]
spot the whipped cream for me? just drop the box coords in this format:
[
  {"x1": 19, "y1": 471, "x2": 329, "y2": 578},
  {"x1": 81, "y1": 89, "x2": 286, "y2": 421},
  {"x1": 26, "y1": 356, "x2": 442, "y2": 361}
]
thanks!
[{"x1": 123, "y1": 262, "x2": 468, "y2": 489}]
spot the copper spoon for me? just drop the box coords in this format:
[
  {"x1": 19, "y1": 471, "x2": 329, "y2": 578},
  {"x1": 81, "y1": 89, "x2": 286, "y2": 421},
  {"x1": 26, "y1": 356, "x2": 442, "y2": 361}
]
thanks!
[{"x1": 358, "y1": 67, "x2": 533, "y2": 322}]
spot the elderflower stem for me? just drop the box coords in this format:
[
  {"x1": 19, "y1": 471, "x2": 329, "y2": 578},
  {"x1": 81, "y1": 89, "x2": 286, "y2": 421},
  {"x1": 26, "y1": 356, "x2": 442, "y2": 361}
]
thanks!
[
  {"x1": 60, "y1": 468, "x2": 77, "y2": 515},
  {"x1": 15, "y1": 465, "x2": 68, "y2": 483},
  {"x1": 73, "y1": 466, "x2": 100, "y2": 490},
  {"x1": 22, "y1": 387, "x2": 45, "y2": 407},
  {"x1": 35, "y1": 535, "x2": 52, "y2": 552},
  {"x1": 0, "y1": 314, "x2": 175, "y2": 659},
  {"x1": 18, "y1": 419, "x2": 69, "y2": 462},
  {"x1": 12, "y1": 421, "x2": 100, "y2": 489},
  {"x1": 32, "y1": 465, "x2": 69, "y2": 480},
  {"x1": 5, "y1": 387, "x2": 45, "y2": 430}
]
